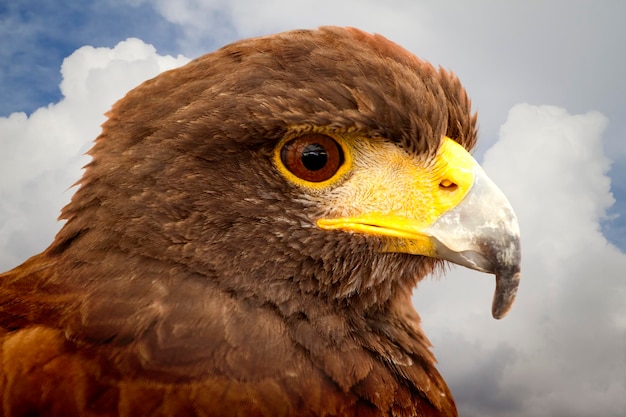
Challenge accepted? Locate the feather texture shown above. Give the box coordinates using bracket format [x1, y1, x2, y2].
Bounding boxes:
[0, 27, 479, 416]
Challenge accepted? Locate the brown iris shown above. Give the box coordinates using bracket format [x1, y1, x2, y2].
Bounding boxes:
[280, 134, 344, 182]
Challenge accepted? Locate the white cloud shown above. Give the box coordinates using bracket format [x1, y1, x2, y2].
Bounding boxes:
[0, 39, 189, 269]
[132, 0, 433, 57]
[414, 104, 626, 416]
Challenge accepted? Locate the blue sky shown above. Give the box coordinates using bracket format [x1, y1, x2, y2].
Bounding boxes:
[0, 0, 180, 115]
[1, 1, 625, 416]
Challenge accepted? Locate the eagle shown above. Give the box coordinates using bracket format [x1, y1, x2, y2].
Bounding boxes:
[0, 27, 520, 416]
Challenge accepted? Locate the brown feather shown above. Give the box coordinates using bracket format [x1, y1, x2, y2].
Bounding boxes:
[0, 26, 477, 416]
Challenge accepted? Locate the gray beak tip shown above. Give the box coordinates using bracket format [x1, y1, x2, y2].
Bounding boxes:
[492, 270, 521, 319]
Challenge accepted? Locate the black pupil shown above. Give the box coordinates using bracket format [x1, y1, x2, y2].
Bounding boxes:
[301, 143, 328, 171]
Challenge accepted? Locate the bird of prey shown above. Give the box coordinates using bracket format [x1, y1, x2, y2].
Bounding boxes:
[0, 27, 520, 416]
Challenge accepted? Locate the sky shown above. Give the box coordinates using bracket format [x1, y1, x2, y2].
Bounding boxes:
[0, 1, 624, 416]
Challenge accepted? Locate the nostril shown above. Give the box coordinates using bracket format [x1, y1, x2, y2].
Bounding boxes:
[440, 179, 458, 191]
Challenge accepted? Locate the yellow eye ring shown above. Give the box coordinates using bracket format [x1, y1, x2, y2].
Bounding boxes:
[273, 133, 353, 190]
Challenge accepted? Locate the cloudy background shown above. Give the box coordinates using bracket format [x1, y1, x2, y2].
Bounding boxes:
[1, 1, 624, 416]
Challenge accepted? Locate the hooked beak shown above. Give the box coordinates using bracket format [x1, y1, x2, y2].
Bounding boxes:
[317, 137, 521, 319]
[425, 165, 521, 318]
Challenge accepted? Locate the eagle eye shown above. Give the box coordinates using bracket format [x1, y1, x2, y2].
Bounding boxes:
[280, 134, 344, 183]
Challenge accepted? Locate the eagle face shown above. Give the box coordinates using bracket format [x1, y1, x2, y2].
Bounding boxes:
[0, 27, 520, 417]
